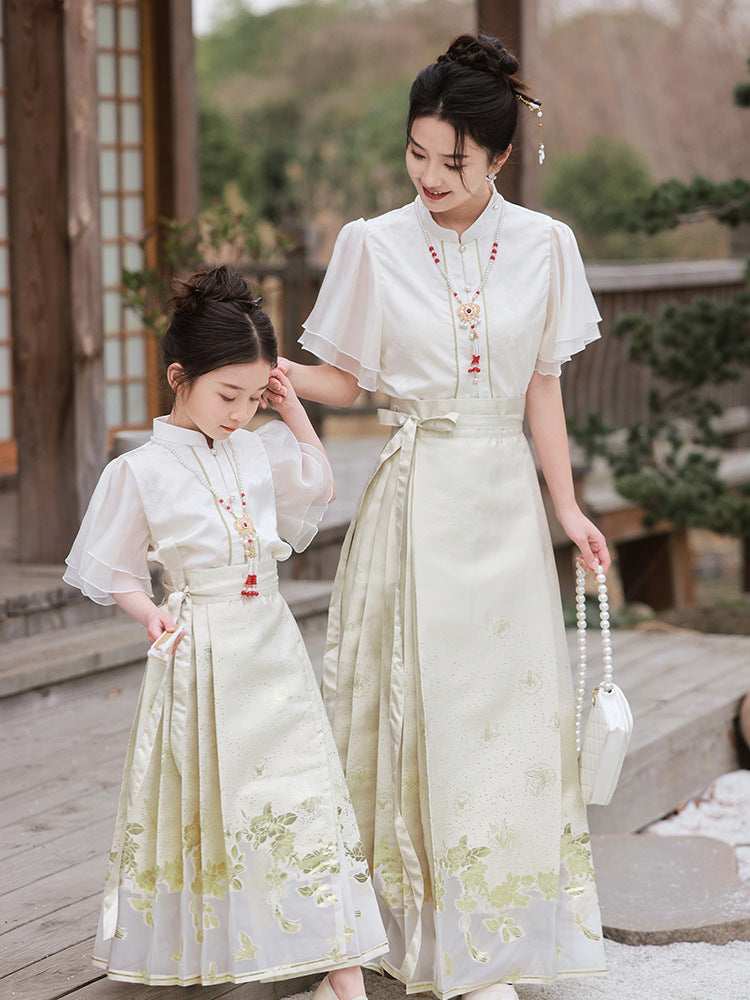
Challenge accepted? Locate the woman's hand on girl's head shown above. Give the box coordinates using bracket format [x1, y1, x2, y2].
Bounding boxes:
[263, 364, 327, 453]
[557, 507, 611, 574]
[260, 364, 290, 410]
[264, 367, 301, 416]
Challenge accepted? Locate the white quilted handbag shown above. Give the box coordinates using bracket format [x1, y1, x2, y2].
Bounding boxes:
[575, 561, 633, 806]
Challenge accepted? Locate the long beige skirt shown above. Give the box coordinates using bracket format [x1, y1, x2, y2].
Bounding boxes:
[322, 397, 606, 997]
[93, 545, 387, 986]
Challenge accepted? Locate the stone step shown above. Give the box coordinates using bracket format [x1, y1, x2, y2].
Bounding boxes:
[592, 833, 750, 944]
[0, 578, 333, 699]
[0, 564, 119, 642]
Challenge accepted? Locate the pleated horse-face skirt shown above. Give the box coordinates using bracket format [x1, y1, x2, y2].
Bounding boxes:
[93, 548, 387, 986]
[322, 397, 606, 998]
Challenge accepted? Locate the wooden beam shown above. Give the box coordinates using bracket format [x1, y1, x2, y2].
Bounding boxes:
[476, 0, 522, 66]
[141, 0, 198, 414]
[476, 0, 541, 209]
[4, 0, 106, 563]
[142, 0, 198, 224]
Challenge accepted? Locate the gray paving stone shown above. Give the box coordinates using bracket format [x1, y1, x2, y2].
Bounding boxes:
[591, 833, 750, 945]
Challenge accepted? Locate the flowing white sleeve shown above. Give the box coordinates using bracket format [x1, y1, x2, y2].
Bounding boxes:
[299, 219, 383, 391]
[63, 457, 152, 606]
[256, 421, 335, 552]
[535, 221, 601, 376]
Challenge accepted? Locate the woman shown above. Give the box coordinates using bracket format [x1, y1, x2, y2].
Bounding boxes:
[271, 34, 610, 1000]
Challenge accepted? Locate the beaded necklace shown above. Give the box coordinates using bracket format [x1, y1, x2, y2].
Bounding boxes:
[415, 197, 505, 385]
[151, 435, 260, 597]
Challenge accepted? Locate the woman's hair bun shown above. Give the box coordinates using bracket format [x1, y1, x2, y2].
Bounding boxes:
[438, 34, 519, 81]
[170, 265, 261, 316]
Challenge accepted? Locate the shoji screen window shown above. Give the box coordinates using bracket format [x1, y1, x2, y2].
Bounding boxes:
[97, 0, 149, 433]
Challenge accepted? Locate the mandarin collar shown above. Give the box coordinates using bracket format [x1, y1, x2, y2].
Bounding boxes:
[414, 188, 504, 245]
[151, 415, 221, 450]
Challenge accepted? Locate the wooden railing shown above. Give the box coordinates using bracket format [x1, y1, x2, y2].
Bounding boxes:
[566, 259, 748, 428]
[248, 245, 748, 431]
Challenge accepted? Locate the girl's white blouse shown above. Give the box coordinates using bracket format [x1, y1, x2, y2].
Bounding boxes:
[300, 191, 601, 398]
[64, 418, 334, 605]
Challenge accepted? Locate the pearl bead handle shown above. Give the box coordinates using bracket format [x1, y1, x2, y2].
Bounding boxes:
[574, 560, 613, 755]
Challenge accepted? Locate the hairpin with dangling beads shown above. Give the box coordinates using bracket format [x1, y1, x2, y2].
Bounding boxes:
[514, 92, 545, 165]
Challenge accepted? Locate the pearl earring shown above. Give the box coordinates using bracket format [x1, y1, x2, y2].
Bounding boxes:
[486, 171, 498, 183]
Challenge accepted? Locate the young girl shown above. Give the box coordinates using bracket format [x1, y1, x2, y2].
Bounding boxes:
[64, 267, 387, 992]
[270, 34, 611, 1000]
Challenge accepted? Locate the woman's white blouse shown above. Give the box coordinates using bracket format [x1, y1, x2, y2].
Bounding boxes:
[64, 418, 334, 605]
[300, 192, 601, 398]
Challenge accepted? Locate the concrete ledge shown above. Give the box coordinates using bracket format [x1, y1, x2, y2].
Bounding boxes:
[585, 257, 747, 293]
[592, 833, 750, 945]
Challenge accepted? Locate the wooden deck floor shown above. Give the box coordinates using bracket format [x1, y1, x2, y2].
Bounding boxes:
[0, 664, 299, 999]
[2, 624, 750, 998]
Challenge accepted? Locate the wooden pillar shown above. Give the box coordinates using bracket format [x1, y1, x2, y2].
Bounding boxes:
[142, 0, 198, 228]
[142, 0, 198, 413]
[5, 0, 105, 563]
[476, 0, 540, 209]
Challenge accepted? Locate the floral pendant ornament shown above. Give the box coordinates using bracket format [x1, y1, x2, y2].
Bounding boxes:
[219, 500, 259, 596]
[457, 301, 481, 326]
[234, 516, 260, 600]
[419, 201, 505, 386]
[233, 513, 257, 557]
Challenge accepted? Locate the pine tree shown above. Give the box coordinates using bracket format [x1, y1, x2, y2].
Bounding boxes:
[569, 60, 750, 551]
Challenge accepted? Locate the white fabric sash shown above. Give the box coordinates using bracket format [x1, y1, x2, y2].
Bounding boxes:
[372, 399, 524, 978]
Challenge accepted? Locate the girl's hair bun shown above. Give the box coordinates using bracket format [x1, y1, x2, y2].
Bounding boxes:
[438, 33, 519, 81]
[170, 265, 261, 317]
[162, 265, 277, 386]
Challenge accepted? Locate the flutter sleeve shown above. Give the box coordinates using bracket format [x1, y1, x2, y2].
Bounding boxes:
[256, 421, 335, 552]
[299, 219, 383, 391]
[535, 220, 602, 376]
[63, 457, 152, 605]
